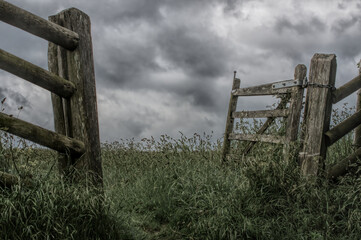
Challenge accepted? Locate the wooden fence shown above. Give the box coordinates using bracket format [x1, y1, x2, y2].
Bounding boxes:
[300, 54, 361, 180]
[222, 64, 307, 161]
[223, 53, 361, 181]
[0, 1, 102, 186]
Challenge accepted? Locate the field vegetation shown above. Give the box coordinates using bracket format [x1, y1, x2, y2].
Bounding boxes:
[0, 103, 360, 239]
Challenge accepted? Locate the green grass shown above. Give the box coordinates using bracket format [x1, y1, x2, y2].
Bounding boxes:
[0, 105, 361, 239]
[101, 132, 361, 240]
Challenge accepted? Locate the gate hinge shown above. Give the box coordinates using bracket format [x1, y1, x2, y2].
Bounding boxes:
[272, 79, 303, 89]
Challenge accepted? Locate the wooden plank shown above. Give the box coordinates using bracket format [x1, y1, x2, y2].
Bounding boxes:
[0, 48, 76, 98]
[298, 82, 310, 166]
[51, 9, 103, 186]
[48, 37, 70, 176]
[229, 133, 286, 144]
[221, 72, 240, 162]
[0, 0, 79, 50]
[327, 146, 361, 180]
[285, 65, 307, 142]
[232, 109, 289, 118]
[332, 74, 361, 103]
[284, 65, 307, 160]
[354, 61, 361, 148]
[325, 109, 361, 146]
[232, 81, 294, 96]
[300, 54, 336, 177]
[0, 112, 85, 155]
[243, 96, 290, 155]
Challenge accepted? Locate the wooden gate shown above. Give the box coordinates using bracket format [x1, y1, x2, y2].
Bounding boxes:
[0, 1, 102, 186]
[222, 64, 307, 161]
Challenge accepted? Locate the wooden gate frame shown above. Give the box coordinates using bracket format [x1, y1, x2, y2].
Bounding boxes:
[300, 53, 361, 179]
[0, 1, 102, 186]
[222, 64, 307, 161]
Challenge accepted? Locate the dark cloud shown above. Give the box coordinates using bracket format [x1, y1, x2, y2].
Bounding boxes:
[331, 15, 360, 34]
[95, 42, 161, 88]
[83, 0, 164, 25]
[93, 2, 232, 110]
[331, 33, 361, 59]
[275, 17, 326, 35]
[157, 26, 228, 79]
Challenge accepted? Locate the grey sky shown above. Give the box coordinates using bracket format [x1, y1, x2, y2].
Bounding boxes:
[1, 0, 361, 142]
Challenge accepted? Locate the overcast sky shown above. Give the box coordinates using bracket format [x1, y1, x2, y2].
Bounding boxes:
[1, 0, 361, 143]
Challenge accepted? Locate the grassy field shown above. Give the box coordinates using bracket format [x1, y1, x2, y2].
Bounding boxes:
[0, 105, 361, 239]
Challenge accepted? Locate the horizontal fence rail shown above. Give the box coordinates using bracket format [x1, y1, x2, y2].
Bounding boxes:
[0, 0, 79, 50]
[327, 146, 361, 179]
[0, 112, 85, 156]
[242, 96, 291, 155]
[324, 109, 361, 146]
[0, 48, 76, 98]
[228, 133, 286, 144]
[232, 109, 289, 118]
[332, 74, 361, 103]
[232, 81, 294, 96]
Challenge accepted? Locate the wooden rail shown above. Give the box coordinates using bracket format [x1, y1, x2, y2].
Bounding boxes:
[332, 74, 361, 103]
[0, 0, 79, 50]
[0, 112, 85, 155]
[0, 48, 76, 98]
[229, 133, 286, 144]
[232, 81, 294, 96]
[327, 146, 361, 180]
[232, 109, 289, 118]
[242, 96, 290, 155]
[325, 109, 361, 146]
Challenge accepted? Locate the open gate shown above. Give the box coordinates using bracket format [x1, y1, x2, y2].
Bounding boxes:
[221, 64, 307, 161]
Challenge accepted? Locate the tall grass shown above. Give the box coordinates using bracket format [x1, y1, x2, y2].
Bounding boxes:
[0, 104, 360, 239]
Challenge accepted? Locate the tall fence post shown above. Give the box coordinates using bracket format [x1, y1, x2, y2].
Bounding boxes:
[354, 60, 361, 148]
[222, 72, 240, 161]
[300, 54, 337, 177]
[48, 8, 102, 186]
[284, 64, 307, 159]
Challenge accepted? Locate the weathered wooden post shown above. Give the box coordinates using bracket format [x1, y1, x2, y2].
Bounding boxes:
[284, 64, 307, 159]
[354, 60, 361, 148]
[48, 8, 102, 186]
[300, 54, 337, 177]
[221, 72, 240, 161]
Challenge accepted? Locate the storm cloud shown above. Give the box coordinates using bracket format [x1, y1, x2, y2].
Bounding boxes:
[1, 0, 361, 142]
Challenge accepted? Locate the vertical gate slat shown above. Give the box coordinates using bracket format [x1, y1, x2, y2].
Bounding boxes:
[221, 72, 240, 161]
[48, 38, 70, 175]
[354, 61, 361, 148]
[284, 64, 307, 160]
